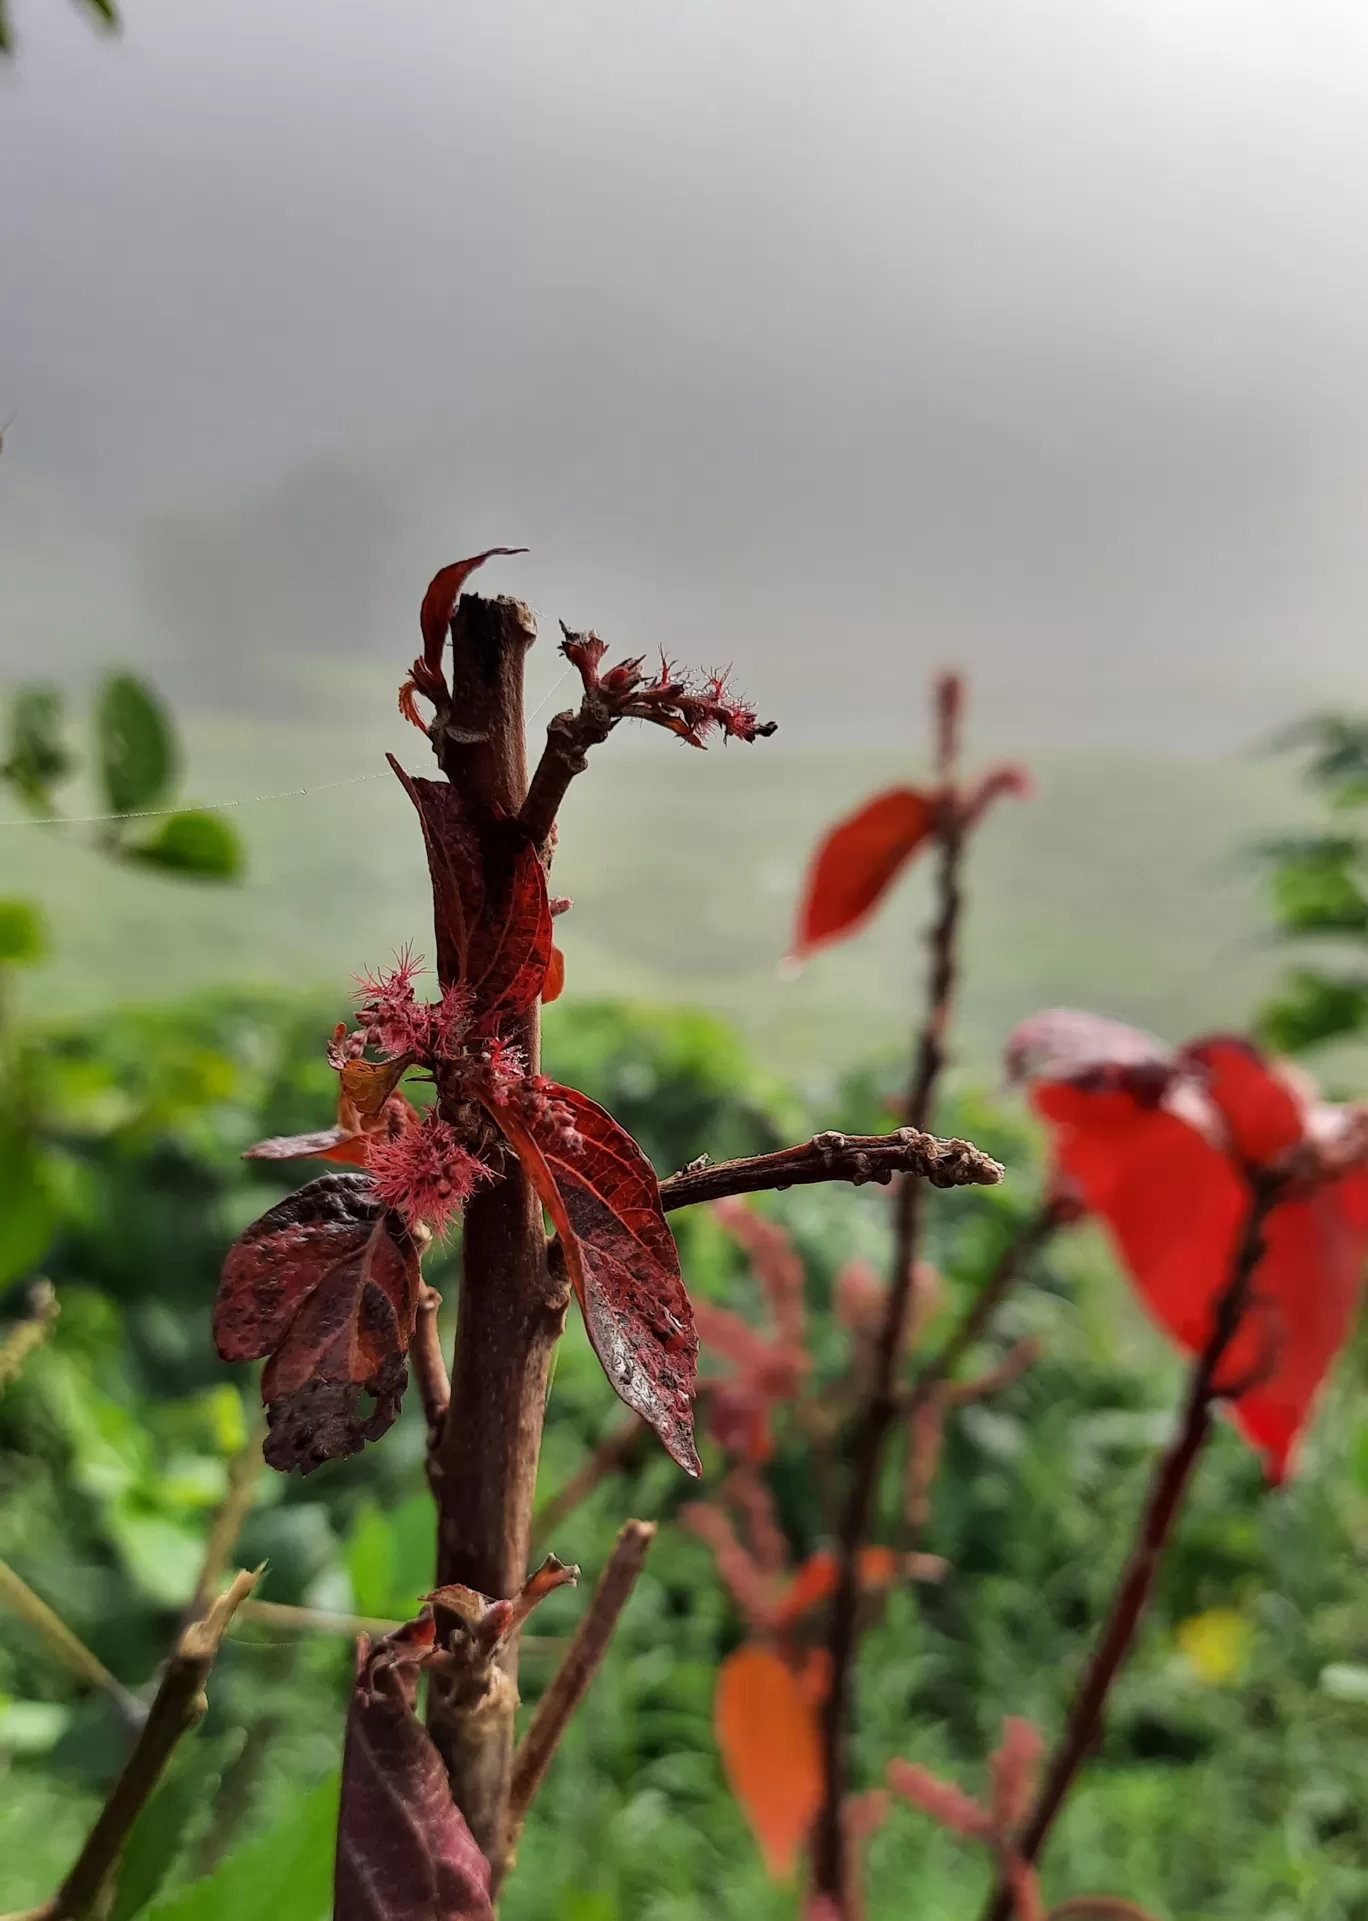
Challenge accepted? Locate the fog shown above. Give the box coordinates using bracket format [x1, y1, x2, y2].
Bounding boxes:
[5, 0, 1368, 747]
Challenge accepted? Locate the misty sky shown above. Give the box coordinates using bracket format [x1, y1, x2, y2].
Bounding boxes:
[5, 0, 1368, 748]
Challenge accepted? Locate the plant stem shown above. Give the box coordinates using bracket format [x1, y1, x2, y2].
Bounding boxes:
[411, 1281, 451, 1474]
[979, 1183, 1277, 1921]
[424, 592, 572, 1886]
[19, 1569, 260, 1921]
[0, 1278, 58, 1391]
[813, 677, 965, 1908]
[531, 1414, 647, 1550]
[0, 1557, 143, 1729]
[185, 1414, 266, 1624]
[658, 1128, 1002, 1212]
[506, 1520, 655, 1849]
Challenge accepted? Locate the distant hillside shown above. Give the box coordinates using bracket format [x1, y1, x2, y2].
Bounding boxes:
[0, 723, 1321, 1094]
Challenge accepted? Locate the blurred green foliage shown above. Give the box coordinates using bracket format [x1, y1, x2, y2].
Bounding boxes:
[0, 991, 1366, 1918]
[1257, 713, 1368, 1058]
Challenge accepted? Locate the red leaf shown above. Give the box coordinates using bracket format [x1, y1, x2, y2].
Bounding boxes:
[885, 1757, 991, 1840]
[389, 759, 551, 1017]
[771, 1546, 901, 1630]
[543, 943, 566, 1004]
[791, 787, 935, 961]
[336, 1614, 494, 1921]
[215, 1173, 421, 1474]
[1030, 1068, 1368, 1480]
[485, 1079, 699, 1474]
[418, 549, 527, 675]
[242, 1127, 374, 1167]
[1178, 1034, 1306, 1168]
[715, 1644, 823, 1879]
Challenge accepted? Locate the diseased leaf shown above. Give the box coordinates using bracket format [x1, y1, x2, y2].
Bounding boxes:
[486, 1079, 699, 1474]
[389, 759, 551, 1017]
[418, 549, 527, 674]
[336, 1615, 494, 1921]
[96, 671, 178, 815]
[214, 1173, 421, 1475]
[714, 1644, 822, 1880]
[791, 786, 935, 961]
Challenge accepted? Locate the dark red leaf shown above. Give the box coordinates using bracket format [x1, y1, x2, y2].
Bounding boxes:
[336, 1613, 494, 1921]
[790, 787, 935, 961]
[418, 549, 527, 675]
[1178, 1034, 1306, 1169]
[388, 759, 551, 1017]
[215, 1173, 421, 1475]
[484, 1079, 699, 1473]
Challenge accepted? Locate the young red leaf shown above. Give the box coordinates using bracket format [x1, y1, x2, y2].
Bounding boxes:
[389, 759, 551, 1017]
[959, 763, 1032, 830]
[418, 548, 527, 674]
[485, 1080, 699, 1473]
[715, 1644, 823, 1879]
[543, 942, 566, 1004]
[215, 1173, 421, 1474]
[336, 1613, 494, 1921]
[242, 1126, 375, 1167]
[1028, 1047, 1368, 1480]
[1178, 1034, 1305, 1169]
[885, 1757, 992, 1840]
[790, 786, 936, 962]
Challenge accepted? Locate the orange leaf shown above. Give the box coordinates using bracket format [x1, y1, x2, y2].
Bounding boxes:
[543, 944, 566, 1004]
[715, 1644, 823, 1879]
[790, 786, 935, 961]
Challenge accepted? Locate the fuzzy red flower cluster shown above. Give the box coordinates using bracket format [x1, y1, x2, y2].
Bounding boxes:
[560, 629, 776, 747]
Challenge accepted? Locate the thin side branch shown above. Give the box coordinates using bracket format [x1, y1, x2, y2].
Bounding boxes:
[520, 701, 616, 849]
[660, 1129, 1002, 1214]
[28, 1568, 261, 1921]
[185, 1414, 266, 1623]
[980, 1182, 1279, 1921]
[506, 1520, 656, 1845]
[412, 1282, 451, 1465]
[531, 1414, 648, 1549]
[814, 681, 969, 1906]
[0, 1279, 58, 1391]
[0, 1557, 144, 1729]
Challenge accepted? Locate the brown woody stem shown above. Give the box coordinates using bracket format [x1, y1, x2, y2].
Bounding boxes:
[425, 593, 572, 1888]
[659, 1129, 1002, 1212]
[814, 679, 967, 1908]
[531, 1414, 648, 1550]
[506, 1520, 656, 1847]
[185, 1415, 266, 1625]
[412, 1283, 451, 1470]
[980, 1181, 1278, 1921]
[17, 1569, 260, 1921]
[520, 696, 615, 849]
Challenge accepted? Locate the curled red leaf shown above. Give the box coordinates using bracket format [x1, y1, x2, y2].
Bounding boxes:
[336, 1612, 494, 1921]
[790, 786, 936, 962]
[1177, 1033, 1306, 1169]
[215, 1173, 421, 1474]
[418, 548, 528, 675]
[389, 758, 551, 1017]
[484, 1079, 699, 1474]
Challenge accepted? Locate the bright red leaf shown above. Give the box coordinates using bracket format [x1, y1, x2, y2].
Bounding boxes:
[215, 1173, 421, 1474]
[335, 1612, 494, 1921]
[790, 786, 936, 962]
[484, 1078, 699, 1474]
[715, 1643, 823, 1879]
[1014, 1013, 1368, 1480]
[389, 759, 551, 1017]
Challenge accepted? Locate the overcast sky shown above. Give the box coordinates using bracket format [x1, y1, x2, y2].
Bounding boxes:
[5, 0, 1368, 748]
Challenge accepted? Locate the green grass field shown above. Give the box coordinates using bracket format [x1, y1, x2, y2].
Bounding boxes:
[2, 718, 1314, 1084]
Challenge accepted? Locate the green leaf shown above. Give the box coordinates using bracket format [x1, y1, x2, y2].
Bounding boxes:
[0, 1133, 60, 1286]
[346, 1492, 432, 1619]
[109, 1737, 238, 1921]
[1257, 970, 1368, 1054]
[96, 673, 178, 816]
[141, 1772, 339, 1921]
[3, 685, 74, 812]
[0, 1697, 72, 1755]
[0, 898, 46, 966]
[125, 812, 243, 882]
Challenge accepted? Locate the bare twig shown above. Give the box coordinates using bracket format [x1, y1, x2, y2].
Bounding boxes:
[412, 1282, 451, 1470]
[0, 1279, 58, 1391]
[980, 1181, 1279, 1921]
[659, 1129, 1002, 1214]
[531, 1414, 647, 1549]
[18, 1568, 261, 1921]
[234, 1598, 407, 1638]
[814, 676, 968, 1907]
[506, 1520, 656, 1846]
[185, 1413, 266, 1624]
[0, 1557, 144, 1729]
